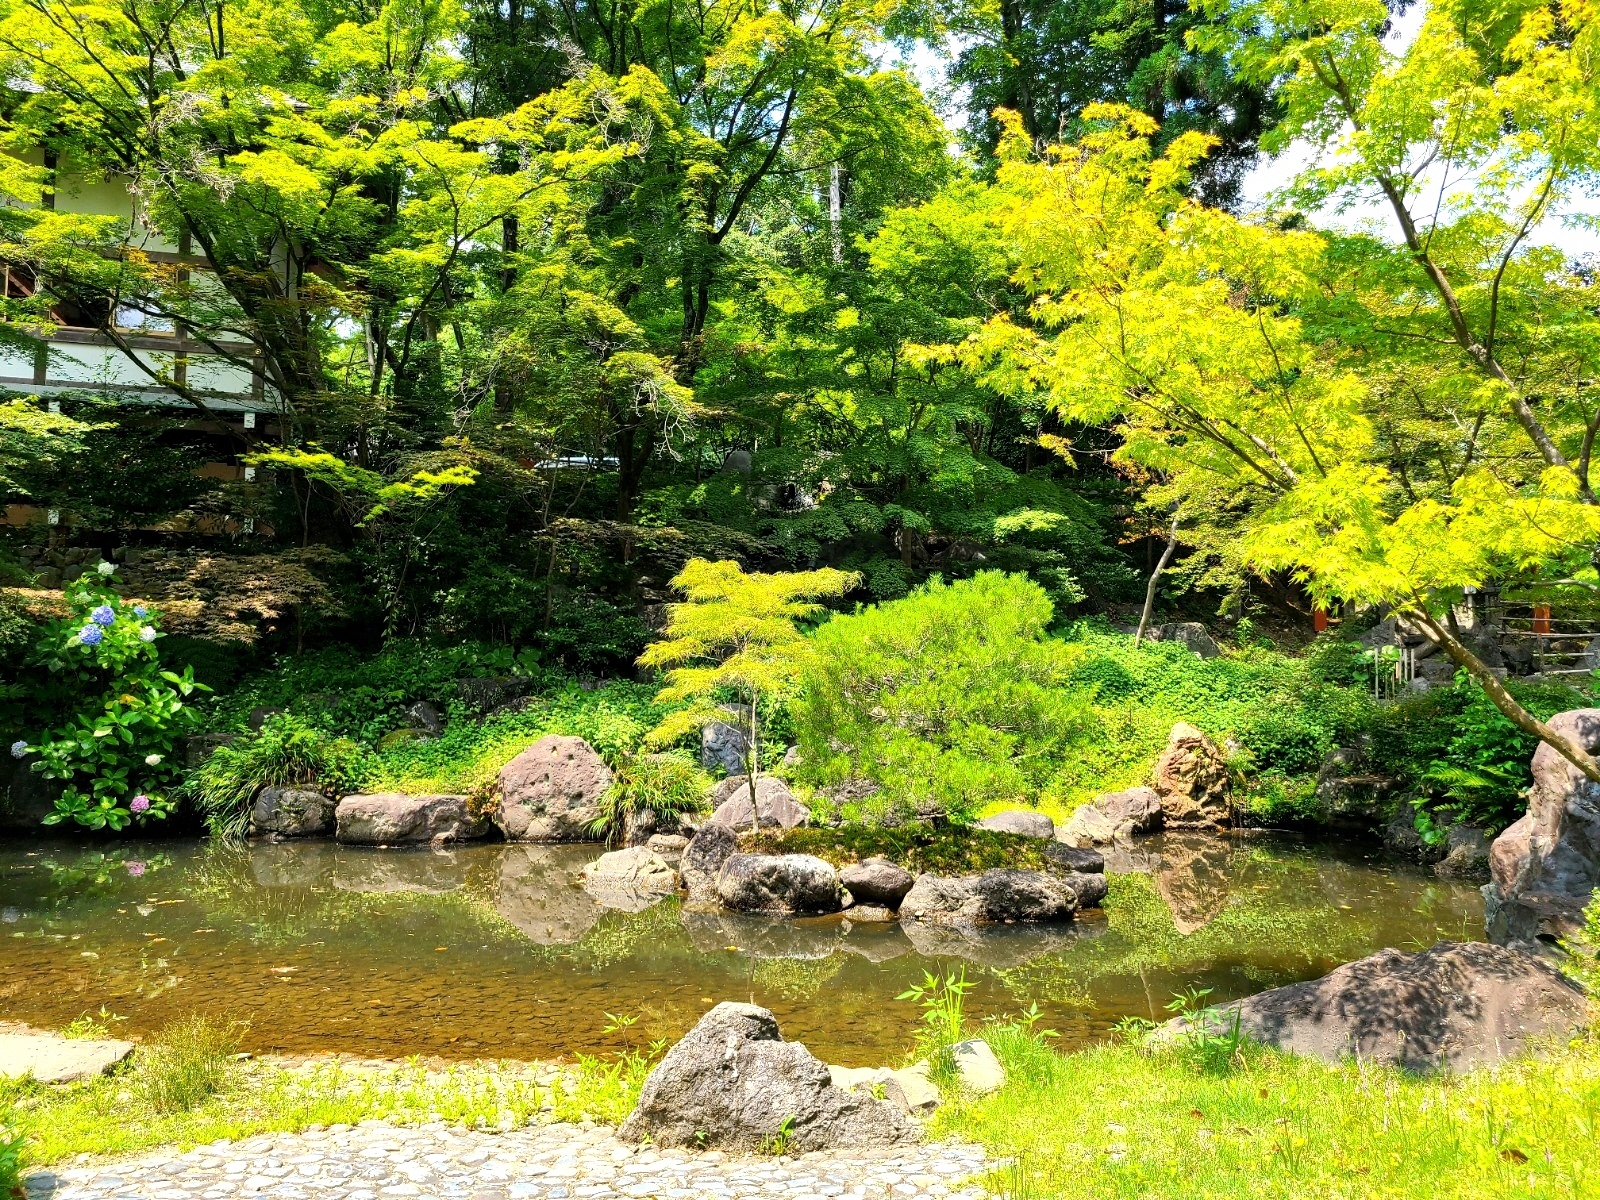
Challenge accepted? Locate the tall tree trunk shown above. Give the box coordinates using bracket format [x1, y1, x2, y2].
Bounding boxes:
[1135, 513, 1180, 646]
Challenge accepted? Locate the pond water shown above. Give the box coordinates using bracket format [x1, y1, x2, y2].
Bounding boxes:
[0, 833, 1484, 1066]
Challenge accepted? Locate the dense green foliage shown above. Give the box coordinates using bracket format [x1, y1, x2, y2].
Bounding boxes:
[183, 714, 365, 838]
[749, 822, 1079, 874]
[15, 567, 206, 828]
[799, 573, 1093, 822]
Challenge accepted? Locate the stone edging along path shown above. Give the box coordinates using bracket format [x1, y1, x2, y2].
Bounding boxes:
[24, 1120, 996, 1200]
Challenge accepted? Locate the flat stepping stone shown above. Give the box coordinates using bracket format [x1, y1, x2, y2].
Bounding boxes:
[0, 1032, 134, 1083]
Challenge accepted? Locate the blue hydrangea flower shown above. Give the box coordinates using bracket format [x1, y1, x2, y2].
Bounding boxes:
[79, 625, 104, 646]
[90, 605, 115, 626]
[9, 741, 26, 760]
[133, 606, 148, 618]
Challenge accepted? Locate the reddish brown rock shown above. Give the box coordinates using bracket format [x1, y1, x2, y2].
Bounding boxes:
[497, 735, 612, 842]
[1151, 722, 1231, 829]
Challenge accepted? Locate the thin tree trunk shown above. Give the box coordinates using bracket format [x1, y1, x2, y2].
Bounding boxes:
[1135, 513, 1180, 646]
[1407, 604, 1600, 784]
[745, 690, 760, 834]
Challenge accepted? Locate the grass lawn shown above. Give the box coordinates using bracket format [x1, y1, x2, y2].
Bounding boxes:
[941, 1024, 1600, 1199]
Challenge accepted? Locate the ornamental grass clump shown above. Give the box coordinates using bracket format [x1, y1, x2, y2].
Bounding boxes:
[588, 752, 711, 843]
[183, 713, 366, 838]
[136, 1014, 244, 1114]
[16, 565, 207, 830]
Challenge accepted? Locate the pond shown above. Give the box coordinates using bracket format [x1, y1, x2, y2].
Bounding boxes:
[0, 833, 1484, 1066]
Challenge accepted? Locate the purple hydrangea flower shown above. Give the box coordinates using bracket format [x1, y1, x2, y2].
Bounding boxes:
[9, 740, 27, 759]
[133, 606, 148, 618]
[79, 625, 104, 646]
[90, 605, 116, 626]
[130, 795, 151, 814]
[125, 860, 146, 877]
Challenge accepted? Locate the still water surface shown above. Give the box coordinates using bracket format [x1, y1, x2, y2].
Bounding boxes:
[0, 834, 1483, 1064]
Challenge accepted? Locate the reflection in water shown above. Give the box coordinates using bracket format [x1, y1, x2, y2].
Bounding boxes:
[0, 834, 1483, 1064]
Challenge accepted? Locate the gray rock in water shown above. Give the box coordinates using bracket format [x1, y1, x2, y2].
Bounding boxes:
[717, 853, 844, 914]
[1042, 842, 1106, 875]
[497, 735, 612, 842]
[1435, 826, 1491, 880]
[898, 874, 984, 925]
[646, 833, 690, 864]
[681, 822, 739, 906]
[335, 793, 489, 844]
[1060, 786, 1163, 847]
[1173, 941, 1588, 1073]
[619, 1003, 920, 1151]
[1059, 870, 1108, 909]
[581, 845, 678, 911]
[976, 810, 1055, 839]
[973, 869, 1078, 922]
[251, 787, 335, 838]
[710, 776, 810, 830]
[1488, 709, 1600, 948]
[902, 869, 1083, 924]
[840, 858, 915, 909]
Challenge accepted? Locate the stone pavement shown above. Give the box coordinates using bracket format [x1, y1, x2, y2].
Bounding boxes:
[24, 1120, 995, 1200]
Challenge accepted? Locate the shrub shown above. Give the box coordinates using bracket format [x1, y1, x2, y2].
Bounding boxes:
[18, 565, 207, 830]
[1560, 890, 1600, 996]
[136, 1014, 242, 1113]
[589, 752, 710, 841]
[798, 572, 1093, 824]
[183, 714, 367, 838]
[0, 1105, 21, 1200]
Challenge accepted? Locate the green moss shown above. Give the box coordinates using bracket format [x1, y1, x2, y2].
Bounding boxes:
[747, 822, 1073, 874]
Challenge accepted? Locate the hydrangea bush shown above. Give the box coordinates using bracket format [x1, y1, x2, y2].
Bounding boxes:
[15, 563, 208, 830]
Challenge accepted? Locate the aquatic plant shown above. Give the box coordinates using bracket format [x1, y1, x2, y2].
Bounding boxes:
[588, 752, 710, 843]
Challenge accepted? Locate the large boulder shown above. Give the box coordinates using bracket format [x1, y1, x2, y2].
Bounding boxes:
[1060, 786, 1163, 847]
[618, 1003, 919, 1151]
[1151, 723, 1232, 829]
[973, 869, 1079, 921]
[334, 793, 489, 844]
[497, 735, 612, 842]
[581, 845, 679, 909]
[1435, 825, 1491, 880]
[840, 858, 915, 909]
[0, 1031, 135, 1084]
[1486, 709, 1600, 949]
[717, 853, 845, 915]
[976, 810, 1055, 839]
[709, 775, 810, 830]
[900, 869, 1091, 924]
[1176, 941, 1588, 1073]
[681, 822, 739, 906]
[250, 787, 335, 838]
